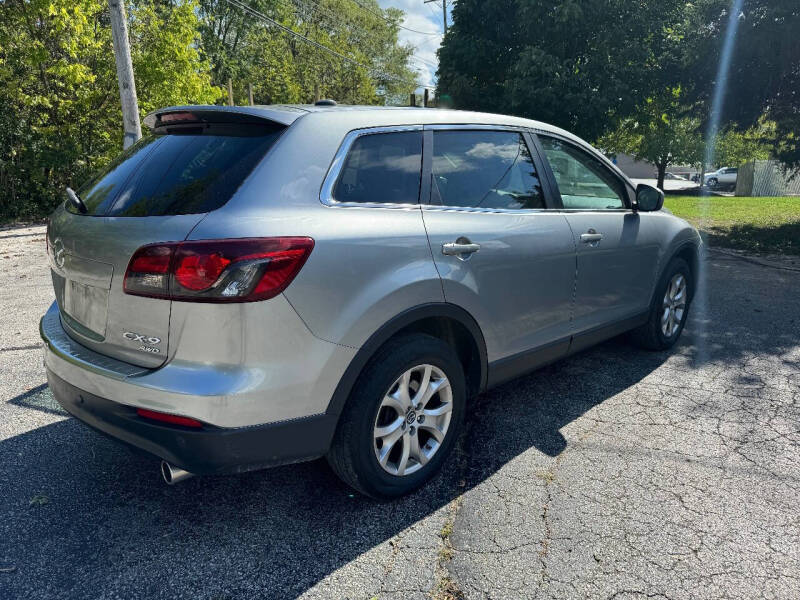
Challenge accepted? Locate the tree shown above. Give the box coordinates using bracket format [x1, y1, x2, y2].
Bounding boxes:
[0, 0, 221, 222]
[598, 88, 704, 189]
[437, 0, 686, 142]
[0, 0, 419, 222]
[681, 0, 800, 167]
[130, 1, 223, 114]
[714, 119, 774, 168]
[196, 0, 418, 106]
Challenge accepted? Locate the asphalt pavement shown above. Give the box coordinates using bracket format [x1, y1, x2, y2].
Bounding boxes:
[1, 225, 798, 600]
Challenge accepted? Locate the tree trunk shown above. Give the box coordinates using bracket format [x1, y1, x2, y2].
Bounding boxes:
[656, 160, 668, 190]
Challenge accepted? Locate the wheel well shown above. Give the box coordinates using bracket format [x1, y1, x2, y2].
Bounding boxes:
[391, 317, 483, 399]
[325, 304, 487, 419]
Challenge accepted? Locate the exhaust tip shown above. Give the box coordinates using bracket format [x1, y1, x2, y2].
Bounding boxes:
[161, 461, 193, 485]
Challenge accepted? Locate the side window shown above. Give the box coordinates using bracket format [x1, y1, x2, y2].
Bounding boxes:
[332, 131, 422, 204]
[539, 137, 627, 209]
[430, 130, 545, 210]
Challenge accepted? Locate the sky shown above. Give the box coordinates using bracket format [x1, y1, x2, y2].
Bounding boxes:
[376, 0, 451, 92]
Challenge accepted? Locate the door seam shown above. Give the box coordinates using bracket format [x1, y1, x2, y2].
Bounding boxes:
[419, 207, 447, 301]
[560, 213, 578, 336]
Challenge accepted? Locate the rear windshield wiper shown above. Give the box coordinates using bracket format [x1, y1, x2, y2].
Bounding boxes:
[66, 187, 87, 214]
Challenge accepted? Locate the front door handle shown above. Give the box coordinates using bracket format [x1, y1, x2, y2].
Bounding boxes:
[580, 229, 603, 244]
[442, 238, 481, 259]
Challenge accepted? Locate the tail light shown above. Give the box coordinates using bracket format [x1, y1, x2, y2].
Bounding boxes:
[124, 237, 314, 302]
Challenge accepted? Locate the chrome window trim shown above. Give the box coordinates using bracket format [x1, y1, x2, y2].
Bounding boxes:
[557, 208, 632, 214]
[319, 123, 560, 213]
[423, 123, 531, 133]
[320, 125, 424, 209]
[418, 204, 551, 215]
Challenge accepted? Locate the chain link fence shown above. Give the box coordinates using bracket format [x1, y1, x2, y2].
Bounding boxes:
[736, 160, 800, 196]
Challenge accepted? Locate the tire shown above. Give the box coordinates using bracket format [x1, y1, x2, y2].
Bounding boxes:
[707, 177, 718, 189]
[327, 333, 466, 499]
[630, 257, 692, 351]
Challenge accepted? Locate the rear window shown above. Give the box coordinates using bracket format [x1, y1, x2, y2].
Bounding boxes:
[70, 121, 284, 216]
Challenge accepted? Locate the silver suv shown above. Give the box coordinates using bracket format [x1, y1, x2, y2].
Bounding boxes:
[41, 104, 701, 498]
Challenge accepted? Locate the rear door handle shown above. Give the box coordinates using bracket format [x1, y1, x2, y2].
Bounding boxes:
[442, 240, 481, 258]
[580, 229, 603, 244]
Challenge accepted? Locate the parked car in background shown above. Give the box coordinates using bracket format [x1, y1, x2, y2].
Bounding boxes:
[41, 104, 702, 498]
[704, 167, 738, 189]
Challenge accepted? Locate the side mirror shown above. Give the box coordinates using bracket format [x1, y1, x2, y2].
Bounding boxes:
[635, 183, 664, 212]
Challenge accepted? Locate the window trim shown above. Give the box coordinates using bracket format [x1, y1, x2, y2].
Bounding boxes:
[419, 124, 558, 214]
[320, 125, 424, 209]
[535, 133, 636, 212]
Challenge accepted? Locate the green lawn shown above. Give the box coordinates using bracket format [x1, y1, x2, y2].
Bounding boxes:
[664, 195, 800, 255]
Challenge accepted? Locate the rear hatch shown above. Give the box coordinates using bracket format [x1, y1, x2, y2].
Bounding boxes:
[47, 109, 287, 368]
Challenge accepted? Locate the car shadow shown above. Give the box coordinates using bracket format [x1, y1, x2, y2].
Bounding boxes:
[1, 334, 673, 599]
[2, 255, 797, 598]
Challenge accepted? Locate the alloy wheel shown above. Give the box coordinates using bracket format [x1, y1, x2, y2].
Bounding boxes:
[661, 273, 687, 338]
[373, 364, 453, 476]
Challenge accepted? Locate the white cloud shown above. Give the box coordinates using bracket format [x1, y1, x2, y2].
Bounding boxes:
[377, 0, 448, 92]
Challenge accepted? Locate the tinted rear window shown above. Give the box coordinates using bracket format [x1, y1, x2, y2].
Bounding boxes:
[71, 122, 284, 216]
[332, 131, 422, 204]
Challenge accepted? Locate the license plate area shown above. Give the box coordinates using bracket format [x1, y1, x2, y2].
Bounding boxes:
[63, 279, 109, 339]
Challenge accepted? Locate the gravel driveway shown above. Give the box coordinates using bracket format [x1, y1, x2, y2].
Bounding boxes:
[1, 224, 798, 600]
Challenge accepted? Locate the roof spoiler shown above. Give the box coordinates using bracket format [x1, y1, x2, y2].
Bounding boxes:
[143, 105, 305, 130]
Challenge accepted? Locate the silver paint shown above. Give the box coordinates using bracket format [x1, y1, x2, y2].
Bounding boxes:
[41, 104, 701, 437]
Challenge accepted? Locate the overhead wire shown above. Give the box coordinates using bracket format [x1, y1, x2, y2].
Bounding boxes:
[344, 0, 442, 36]
[221, 0, 436, 89]
[289, 0, 440, 83]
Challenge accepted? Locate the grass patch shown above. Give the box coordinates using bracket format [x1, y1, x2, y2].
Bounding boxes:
[664, 195, 800, 255]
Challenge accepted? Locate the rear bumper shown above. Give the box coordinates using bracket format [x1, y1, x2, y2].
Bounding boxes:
[48, 369, 337, 474]
[39, 300, 357, 428]
[39, 299, 351, 473]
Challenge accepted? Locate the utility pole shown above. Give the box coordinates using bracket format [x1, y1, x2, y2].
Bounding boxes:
[424, 0, 447, 34]
[108, 0, 141, 149]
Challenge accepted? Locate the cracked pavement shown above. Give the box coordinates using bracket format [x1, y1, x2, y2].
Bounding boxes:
[1, 224, 798, 599]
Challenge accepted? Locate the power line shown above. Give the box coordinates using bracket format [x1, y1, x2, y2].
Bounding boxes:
[280, 0, 440, 90]
[285, 0, 439, 77]
[423, 0, 447, 35]
[409, 53, 438, 68]
[282, 0, 380, 47]
[346, 0, 442, 36]
[222, 0, 428, 85]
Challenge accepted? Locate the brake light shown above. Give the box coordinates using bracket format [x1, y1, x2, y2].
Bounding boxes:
[174, 251, 231, 291]
[136, 408, 203, 428]
[159, 112, 198, 124]
[123, 237, 314, 302]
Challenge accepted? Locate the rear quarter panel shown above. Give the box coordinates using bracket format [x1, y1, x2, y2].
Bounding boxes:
[188, 112, 445, 350]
